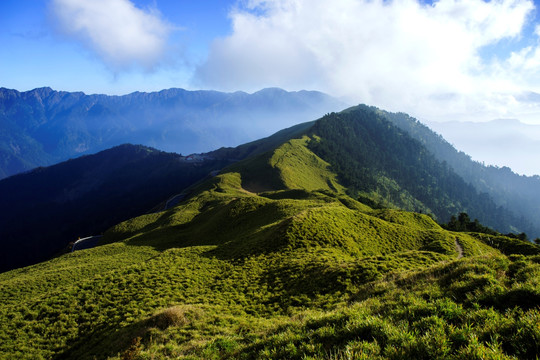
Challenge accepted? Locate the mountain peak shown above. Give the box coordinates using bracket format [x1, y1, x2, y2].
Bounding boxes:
[254, 87, 288, 94]
[29, 86, 54, 97]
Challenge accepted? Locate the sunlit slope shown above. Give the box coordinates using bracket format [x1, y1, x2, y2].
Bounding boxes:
[1, 136, 532, 359]
[0, 120, 313, 273]
[106, 137, 489, 258]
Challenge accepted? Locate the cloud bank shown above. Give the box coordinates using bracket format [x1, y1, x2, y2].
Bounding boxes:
[51, 0, 172, 70]
[196, 0, 540, 122]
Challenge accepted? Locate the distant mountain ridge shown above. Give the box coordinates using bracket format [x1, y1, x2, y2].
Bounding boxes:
[0, 86, 346, 179]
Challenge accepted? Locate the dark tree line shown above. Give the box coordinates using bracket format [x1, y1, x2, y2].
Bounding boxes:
[443, 212, 498, 235]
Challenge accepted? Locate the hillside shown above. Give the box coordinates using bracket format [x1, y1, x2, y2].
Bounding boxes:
[0, 121, 314, 273]
[0, 144, 233, 272]
[0, 87, 345, 179]
[1, 133, 539, 359]
[306, 107, 539, 237]
[370, 106, 540, 239]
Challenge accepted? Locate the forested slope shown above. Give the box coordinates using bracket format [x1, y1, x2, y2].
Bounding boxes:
[367, 105, 540, 238]
[307, 108, 537, 236]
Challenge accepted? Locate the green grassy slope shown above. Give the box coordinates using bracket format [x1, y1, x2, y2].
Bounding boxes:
[1, 137, 539, 359]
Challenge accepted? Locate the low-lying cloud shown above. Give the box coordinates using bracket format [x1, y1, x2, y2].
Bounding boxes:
[51, 0, 172, 70]
[195, 0, 539, 123]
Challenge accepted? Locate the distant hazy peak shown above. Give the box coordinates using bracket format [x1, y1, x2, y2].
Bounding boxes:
[2, 86, 338, 99]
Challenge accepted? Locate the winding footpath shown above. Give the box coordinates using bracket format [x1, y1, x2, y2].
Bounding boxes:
[455, 238, 464, 259]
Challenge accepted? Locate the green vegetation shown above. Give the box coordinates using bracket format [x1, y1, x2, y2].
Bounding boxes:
[373, 105, 540, 239]
[0, 120, 315, 272]
[1, 111, 539, 359]
[307, 108, 536, 236]
[444, 212, 500, 235]
[0, 144, 235, 272]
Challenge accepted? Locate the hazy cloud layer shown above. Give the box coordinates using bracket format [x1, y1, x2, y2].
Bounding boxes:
[195, 0, 540, 122]
[51, 0, 172, 70]
[427, 119, 540, 175]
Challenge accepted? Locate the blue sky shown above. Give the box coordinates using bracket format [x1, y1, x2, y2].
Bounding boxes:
[3, 0, 540, 124]
[0, 0, 233, 94]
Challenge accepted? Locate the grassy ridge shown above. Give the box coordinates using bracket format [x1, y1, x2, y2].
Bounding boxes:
[1, 137, 539, 359]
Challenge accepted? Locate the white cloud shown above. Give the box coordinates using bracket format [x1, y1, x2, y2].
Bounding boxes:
[51, 0, 172, 70]
[195, 0, 539, 123]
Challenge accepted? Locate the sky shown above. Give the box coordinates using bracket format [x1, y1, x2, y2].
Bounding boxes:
[2, 0, 540, 174]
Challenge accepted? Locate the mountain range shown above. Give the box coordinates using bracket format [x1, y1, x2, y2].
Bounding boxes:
[0, 103, 539, 359]
[1, 104, 539, 274]
[0, 87, 346, 180]
[3, 86, 538, 239]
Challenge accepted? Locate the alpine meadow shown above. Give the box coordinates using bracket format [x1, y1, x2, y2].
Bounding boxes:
[1, 105, 539, 359]
[4, 0, 540, 358]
